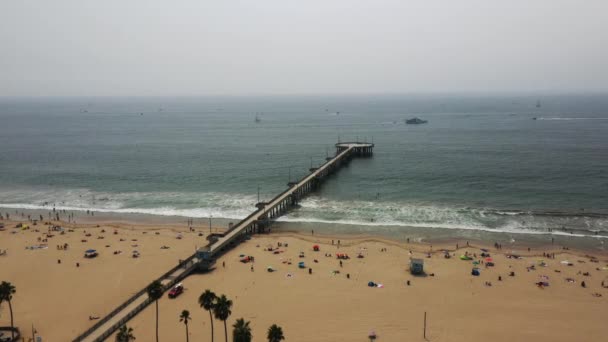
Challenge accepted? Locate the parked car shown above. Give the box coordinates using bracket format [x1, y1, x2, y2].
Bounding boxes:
[168, 283, 184, 298]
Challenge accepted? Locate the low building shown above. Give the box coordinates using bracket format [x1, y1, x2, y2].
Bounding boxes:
[410, 258, 424, 275]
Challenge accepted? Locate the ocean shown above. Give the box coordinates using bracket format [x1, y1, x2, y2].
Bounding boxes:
[1, 94, 607, 249]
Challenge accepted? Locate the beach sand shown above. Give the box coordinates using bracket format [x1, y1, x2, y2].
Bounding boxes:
[1, 218, 607, 341]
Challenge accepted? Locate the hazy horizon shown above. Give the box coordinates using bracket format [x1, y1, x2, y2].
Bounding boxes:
[2, 0, 607, 96]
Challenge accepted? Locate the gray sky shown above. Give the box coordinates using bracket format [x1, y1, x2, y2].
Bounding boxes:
[1, 0, 607, 96]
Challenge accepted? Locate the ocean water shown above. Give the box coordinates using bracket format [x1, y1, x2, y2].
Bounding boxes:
[1, 95, 607, 247]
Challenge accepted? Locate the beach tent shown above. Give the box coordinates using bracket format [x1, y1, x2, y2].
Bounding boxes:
[313, 245, 320, 251]
[267, 266, 275, 272]
[471, 268, 480, 276]
[298, 261, 306, 269]
[460, 255, 472, 260]
[368, 281, 376, 287]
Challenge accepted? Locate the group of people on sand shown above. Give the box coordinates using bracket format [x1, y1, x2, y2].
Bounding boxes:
[56, 243, 69, 250]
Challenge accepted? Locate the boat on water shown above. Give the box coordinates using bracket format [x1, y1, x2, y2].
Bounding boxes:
[536, 100, 541, 108]
[405, 117, 428, 124]
[255, 114, 261, 123]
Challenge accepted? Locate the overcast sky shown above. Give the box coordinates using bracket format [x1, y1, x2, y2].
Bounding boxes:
[1, 0, 607, 96]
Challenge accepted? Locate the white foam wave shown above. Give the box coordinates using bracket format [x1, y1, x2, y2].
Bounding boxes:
[1, 189, 607, 239]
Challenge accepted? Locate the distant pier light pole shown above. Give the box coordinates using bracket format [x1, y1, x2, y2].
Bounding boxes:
[209, 215, 212, 234]
[257, 186, 260, 203]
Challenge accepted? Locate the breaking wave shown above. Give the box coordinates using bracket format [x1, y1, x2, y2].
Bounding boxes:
[0, 188, 606, 239]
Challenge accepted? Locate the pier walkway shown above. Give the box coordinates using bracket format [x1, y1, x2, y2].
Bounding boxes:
[203, 142, 374, 258]
[73, 142, 373, 341]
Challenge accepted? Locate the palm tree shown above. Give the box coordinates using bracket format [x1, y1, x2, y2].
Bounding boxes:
[213, 294, 233, 342]
[0, 281, 16, 340]
[232, 318, 252, 342]
[146, 280, 164, 342]
[115, 325, 136, 342]
[179, 309, 191, 342]
[198, 289, 217, 342]
[267, 324, 285, 342]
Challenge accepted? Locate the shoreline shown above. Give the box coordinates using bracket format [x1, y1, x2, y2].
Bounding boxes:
[5, 204, 606, 253]
[1, 209, 606, 258]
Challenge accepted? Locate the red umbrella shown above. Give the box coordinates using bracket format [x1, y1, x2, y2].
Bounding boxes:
[485, 257, 493, 262]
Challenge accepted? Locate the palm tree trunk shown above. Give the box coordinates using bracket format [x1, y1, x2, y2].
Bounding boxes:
[8, 299, 14, 340]
[208, 310, 214, 342]
[155, 300, 159, 342]
[185, 323, 189, 342]
[223, 320, 228, 342]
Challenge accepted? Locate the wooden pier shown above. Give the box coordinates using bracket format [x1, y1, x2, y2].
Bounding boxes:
[197, 142, 374, 265]
[73, 141, 373, 341]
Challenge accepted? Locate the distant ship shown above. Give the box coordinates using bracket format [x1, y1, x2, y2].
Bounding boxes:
[536, 100, 541, 108]
[405, 117, 428, 124]
[254, 114, 261, 123]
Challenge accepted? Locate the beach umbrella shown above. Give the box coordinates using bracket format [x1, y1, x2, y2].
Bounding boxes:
[85, 249, 96, 253]
[485, 257, 493, 262]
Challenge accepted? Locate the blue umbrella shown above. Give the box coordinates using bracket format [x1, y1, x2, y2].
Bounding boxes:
[85, 249, 96, 253]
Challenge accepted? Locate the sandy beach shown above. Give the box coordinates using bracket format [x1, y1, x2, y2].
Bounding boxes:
[1, 217, 607, 342]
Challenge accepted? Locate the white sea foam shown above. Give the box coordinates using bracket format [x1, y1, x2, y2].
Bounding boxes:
[1, 189, 606, 239]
